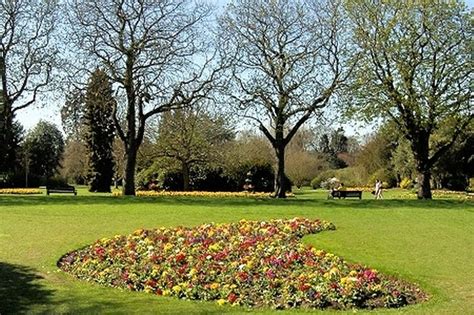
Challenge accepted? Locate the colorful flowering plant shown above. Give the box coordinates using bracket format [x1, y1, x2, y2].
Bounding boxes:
[58, 218, 426, 310]
[0, 188, 42, 195]
[392, 190, 473, 200]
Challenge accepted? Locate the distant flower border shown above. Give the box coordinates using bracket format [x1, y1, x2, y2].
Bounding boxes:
[58, 218, 426, 310]
[392, 190, 473, 200]
[0, 188, 42, 195]
[112, 190, 294, 198]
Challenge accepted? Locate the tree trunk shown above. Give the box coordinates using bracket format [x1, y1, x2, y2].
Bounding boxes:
[416, 169, 432, 199]
[122, 145, 137, 196]
[412, 132, 432, 199]
[0, 101, 14, 173]
[274, 145, 287, 198]
[182, 162, 190, 191]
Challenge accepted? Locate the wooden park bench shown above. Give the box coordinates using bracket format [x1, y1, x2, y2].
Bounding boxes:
[46, 185, 77, 195]
[329, 190, 362, 199]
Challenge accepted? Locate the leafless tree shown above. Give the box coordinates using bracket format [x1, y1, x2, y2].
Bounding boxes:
[67, 0, 222, 195]
[218, 0, 353, 197]
[0, 0, 58, 173]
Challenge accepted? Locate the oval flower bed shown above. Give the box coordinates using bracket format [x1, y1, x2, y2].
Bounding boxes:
[58, 218, 426, 310]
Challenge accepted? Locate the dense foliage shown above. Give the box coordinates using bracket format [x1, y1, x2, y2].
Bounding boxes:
[345, 0, 473, 198]
[84, 69, 116, 193]
[23, 121, 64, 186]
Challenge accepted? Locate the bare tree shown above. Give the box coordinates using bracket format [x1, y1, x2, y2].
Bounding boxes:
[67, 0, 221, 195]
[218, 0, 352, 197]
[0, 0, 58, 173]
[346, 0, 473, 199]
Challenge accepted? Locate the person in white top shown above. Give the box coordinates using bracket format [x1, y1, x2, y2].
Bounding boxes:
[375, 179, 383, 199]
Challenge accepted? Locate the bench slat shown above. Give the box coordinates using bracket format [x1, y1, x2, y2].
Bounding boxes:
[46, 186, 77, 195]
[330, 190, 362, 199]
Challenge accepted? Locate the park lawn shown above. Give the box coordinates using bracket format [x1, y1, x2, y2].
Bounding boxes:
[0, 189, 473, 314]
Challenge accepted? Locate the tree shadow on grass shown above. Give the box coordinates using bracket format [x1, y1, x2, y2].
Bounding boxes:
[0, 262, 54, 314]
[0, 194, 471, 211]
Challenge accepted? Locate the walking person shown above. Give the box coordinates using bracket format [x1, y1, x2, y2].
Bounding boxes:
[374, 179, 383, 199]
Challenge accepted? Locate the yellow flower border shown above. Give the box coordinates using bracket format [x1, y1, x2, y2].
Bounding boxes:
[0, 188, 43, 195]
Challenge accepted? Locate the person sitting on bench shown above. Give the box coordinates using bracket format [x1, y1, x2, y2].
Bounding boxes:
[336, 182, 346, 191]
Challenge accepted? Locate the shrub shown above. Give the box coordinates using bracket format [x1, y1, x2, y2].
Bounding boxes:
[368, 169, 397, 188]
[334, 166, 368, 187]
[399, 177, 413, 189]
[311, 170, 336, 189]
[468, 178, 474, 191]
[320, 177, 342, 190]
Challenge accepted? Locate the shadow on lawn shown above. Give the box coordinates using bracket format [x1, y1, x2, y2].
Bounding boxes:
[0, 194, 470, 211]
[0, 262, 54, 314]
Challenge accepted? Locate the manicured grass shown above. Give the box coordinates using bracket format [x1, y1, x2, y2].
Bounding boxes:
[0, 188, 473, 314]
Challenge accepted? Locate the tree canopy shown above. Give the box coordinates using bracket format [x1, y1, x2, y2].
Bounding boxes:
[346, 0, 473, 198]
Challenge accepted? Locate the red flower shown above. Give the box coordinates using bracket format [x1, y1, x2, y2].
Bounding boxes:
[175, 252, 186, 263]
[228, 292, 238, 303]
[238, 272, 249, 282]
[95, 247, 105, 256]
[299, 283, 311, 291]
[266, 269, 276, 279]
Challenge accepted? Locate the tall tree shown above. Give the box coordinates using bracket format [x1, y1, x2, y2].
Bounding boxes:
[154, 105, 233, 191]
[0, 0, 58, 173]
[84, 69, 116, 192]
[61, 88, 86, 141]
[24, 121, 64, 181]
[218, 0, 352, 197]
[346, 0, 473, 199]
[67, 0, 221, 195]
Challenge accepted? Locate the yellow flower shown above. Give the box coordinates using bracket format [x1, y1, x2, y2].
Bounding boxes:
[172, 285, 181, 293]
[246, 260, 254, 269]
[164, 243, 174, 251]
[329, 267, 339, 275]
[216, 299, 226, 306]
[210, 282, 220, 290]
[209, 243, 221, 252]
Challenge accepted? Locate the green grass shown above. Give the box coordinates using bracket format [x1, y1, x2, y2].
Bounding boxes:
[1, 188, 473, 314]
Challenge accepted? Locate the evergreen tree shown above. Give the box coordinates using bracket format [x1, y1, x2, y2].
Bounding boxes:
[24, 121, 64, 181]
[0, 90, 18, 175]
[84, 69, 116, 192]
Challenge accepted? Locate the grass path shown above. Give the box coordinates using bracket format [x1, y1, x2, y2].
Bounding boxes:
[0, 189, 473, 314]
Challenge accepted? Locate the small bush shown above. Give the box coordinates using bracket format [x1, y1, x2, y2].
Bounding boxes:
[311, 170, 336, 189]
[46, 176, 69, 187]
[399, 177, 413, 189]
[334, 167, 368, 187]
[368, 169, 397, 188]
[320, 177, 340, 190]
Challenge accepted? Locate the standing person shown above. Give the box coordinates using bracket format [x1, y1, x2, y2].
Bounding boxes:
[375, 179, 383, 199]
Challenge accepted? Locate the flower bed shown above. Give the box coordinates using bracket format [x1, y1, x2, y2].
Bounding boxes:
[392, 190, 473, 200]
[58, 218, 426, 310]
[112, 190, 294, 198]
[0, 188, 42, 195]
